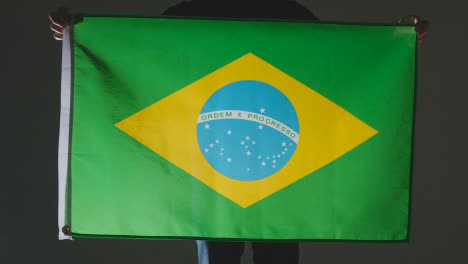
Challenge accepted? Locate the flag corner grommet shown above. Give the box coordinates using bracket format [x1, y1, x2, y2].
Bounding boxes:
[62, 226, 71, 235]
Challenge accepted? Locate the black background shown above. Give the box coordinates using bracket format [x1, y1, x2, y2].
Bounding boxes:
[3, 0, 468, 263]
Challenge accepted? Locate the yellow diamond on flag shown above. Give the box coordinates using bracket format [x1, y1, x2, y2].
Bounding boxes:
[115, 53, 378, 208]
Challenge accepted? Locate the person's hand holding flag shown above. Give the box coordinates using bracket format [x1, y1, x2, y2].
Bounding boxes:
[49, 7, 72, 40]
[399, 15, 429, 47]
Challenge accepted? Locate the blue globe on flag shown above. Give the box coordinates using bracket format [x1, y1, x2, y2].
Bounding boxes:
[197, 80, 300, 181]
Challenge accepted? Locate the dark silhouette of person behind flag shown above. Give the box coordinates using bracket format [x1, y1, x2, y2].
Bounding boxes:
[49, 1, 428, 263]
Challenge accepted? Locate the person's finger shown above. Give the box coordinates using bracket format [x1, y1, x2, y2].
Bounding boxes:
[50, 23, 63, 33]
[49, 12, 66, 27]
[417, 33, 426, 47]
[54, 32, 64, 41]
[417, 31, 427, 40]
[49, 12, 64, 26]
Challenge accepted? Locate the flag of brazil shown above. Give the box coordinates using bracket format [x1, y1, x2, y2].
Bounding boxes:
[63, 15, 417, 240]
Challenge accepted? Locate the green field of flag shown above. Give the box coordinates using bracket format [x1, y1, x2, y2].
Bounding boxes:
[58, 15, 417, 241]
